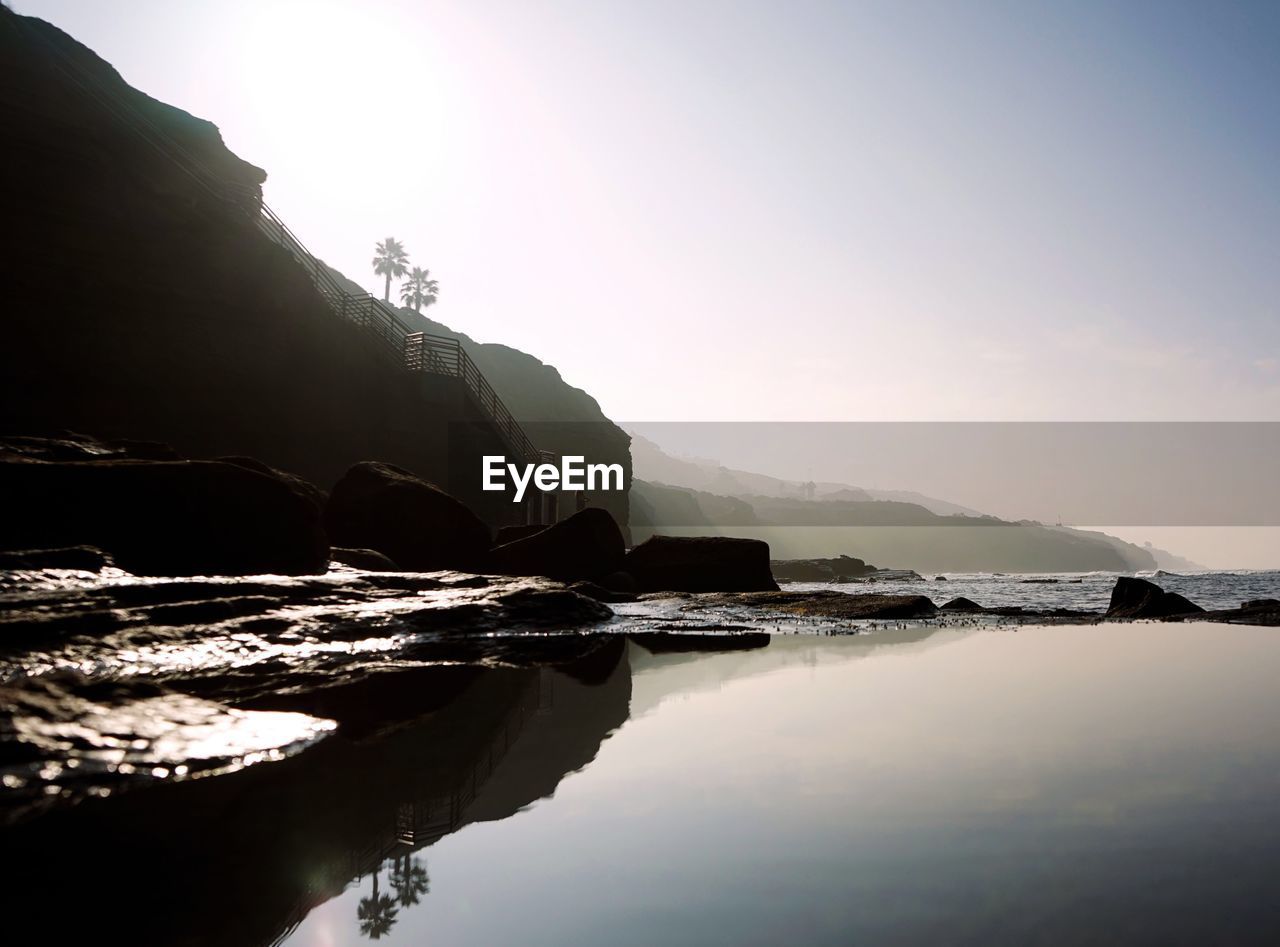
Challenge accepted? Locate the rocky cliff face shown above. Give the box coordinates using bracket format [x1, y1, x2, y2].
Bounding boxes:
[0, 8, 629, 529]
[323, 264, 631, 532]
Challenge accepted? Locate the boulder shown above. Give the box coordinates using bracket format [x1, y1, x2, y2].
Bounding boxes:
[217, 456, 327, 513]
[494, 524, 548, 546]
[324, 462, 490, 572]
[940, 596, 983, 612]
[0, 546, 111, 571]
[1106, 577, 1204, 619]
[770, 555, 874, 582]
[599, 570, 637, 594]
[0, 459, 328, 576]
[486, 508, 625, 582]
[330, 547, 401, 572]
[624, 536, 779, 592]
[1243, 598, 1280, 610]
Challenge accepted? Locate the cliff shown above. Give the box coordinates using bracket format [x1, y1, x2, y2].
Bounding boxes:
[0, 8, 629, 529]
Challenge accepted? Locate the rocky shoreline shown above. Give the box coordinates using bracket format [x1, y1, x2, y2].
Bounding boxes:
[3, 433, 1277, 832]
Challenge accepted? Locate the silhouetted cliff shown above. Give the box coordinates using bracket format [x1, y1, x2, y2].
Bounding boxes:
[0, 8, 629, 529]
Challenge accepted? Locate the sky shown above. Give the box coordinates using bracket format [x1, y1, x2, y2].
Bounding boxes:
[15, 0, 1280, 425]
[13, 0, 1280, 565]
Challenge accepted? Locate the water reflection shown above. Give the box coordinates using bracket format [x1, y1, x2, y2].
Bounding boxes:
[3, 623, 1280, 945]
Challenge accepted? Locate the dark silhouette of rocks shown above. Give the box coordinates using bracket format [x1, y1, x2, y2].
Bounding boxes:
[330, 547, 401, 571]
[1243, 598, 1280, 610]
[940, 596, 984, 612]
[495, 524, 548, 546]
[622, 536, 780, 592]
[1106, 577, 1205, 619]
[217, 455, 328, 513]
[0, 546, 111, 571]
[629, 632, 772, 653]
[487, 508, 626, 582]
[324, 462, 491, 573]
[598, 570, 638, 593]
[771, 555, 877, 582]
[0, 457, 328, 576]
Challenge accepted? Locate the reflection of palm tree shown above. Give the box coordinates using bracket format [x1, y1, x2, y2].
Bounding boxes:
[372, 237, 410, 301]
[399, 267, 439, 312]
[357, 868, 400, 939]
[391, 854, 431, 907]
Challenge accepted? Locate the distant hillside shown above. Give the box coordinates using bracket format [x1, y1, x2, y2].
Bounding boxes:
[630, 432, 981, 515]
[631, 477, 1158, 573]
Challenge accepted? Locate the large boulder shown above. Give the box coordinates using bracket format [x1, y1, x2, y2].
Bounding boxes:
[486, 508, 625, 582]
[623, 536, 779, 592]
[0, 459, 328, 576]
[770, 555, 874, 582]
[494, 524, 548, 546]
[1106, 577, 1204, 619]
[217, 455, 327, 513]
[324, 462, 490, 572]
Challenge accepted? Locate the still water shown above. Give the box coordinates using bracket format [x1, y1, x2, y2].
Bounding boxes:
[5, 622, 1279, 945]
[278, 623, 1280, 946]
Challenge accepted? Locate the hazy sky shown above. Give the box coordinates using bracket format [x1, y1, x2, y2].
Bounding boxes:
[16, 0, 1280, 424]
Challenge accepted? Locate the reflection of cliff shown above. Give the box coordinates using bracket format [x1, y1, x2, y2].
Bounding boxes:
[0, 645, 632, 947]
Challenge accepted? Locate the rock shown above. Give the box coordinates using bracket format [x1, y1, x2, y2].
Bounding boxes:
[1106, 577, 1204, 619]
[0, 431, 181, 463]
[689, 589, 936, 618]
[330, 547, 401, 572]
[940, 596, 983, 612]
[599, 570, 637, 594]
[770, 555, 874, 582]
[934, 575, 948, 581]
[0, 459, 328, 576]
[569, 580, 637, 604]
[324, 462, 491, 572]
[217, 456, 327, 513]
[494, 524, 548, 546]
[626, 536, 779, 592]
[1243, 598, 1280, 610]
[487, 508, 625, 582]
[0, 546, 111, 571]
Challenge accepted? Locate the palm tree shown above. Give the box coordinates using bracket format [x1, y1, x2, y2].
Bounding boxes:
[399, 267, 439, 312]
[372, 237, 410, 301]
[390, 855, 431, 907]
[357, 868, 400, 939]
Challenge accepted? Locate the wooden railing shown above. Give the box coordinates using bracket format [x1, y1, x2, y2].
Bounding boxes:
[24, 14, 549, 468]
